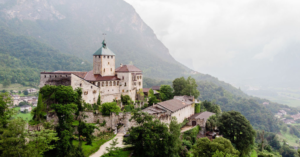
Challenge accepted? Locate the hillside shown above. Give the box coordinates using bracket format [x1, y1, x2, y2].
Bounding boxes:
[0, 28, 91, 86]
[0, 0, 191, 79]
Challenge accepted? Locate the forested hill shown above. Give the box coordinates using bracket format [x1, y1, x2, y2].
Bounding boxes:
[0, 28, 91, 86]
[0, 0, 190, 79]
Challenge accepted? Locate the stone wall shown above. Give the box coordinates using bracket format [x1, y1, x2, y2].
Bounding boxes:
[39, 73, 71, 87]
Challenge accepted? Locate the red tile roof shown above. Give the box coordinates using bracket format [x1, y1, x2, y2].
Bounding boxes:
[84, 71, 120, 81]
[115, 65, 142, 72]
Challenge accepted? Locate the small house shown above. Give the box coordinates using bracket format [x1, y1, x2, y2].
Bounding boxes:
[20, 105, 32, 112]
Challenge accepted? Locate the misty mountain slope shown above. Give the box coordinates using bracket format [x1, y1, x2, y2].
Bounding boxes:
[0, 27, 91, 86]
[0, 0, 191, 79]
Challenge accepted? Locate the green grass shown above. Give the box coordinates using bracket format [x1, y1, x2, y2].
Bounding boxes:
[0, 83, 33, 92]
[250, 150, 257, 157]
[72, 120, 97, 126]
[277, 129, 300, 147]
[12, 107, 34, 122]
[118, 149, 132, 157]
[72, 133, 115, 156]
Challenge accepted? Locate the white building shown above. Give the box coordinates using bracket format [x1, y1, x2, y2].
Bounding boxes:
[20, 105, 32, 112]
[39, 40, 143, 104]
[142, 95, 195, 124]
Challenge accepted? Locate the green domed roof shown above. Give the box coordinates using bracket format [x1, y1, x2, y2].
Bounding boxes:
[93, 40, 115, 56]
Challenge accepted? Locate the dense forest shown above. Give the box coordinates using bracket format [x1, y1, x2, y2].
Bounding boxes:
[144, 77, 299, 133]
[0, 28, 91, 87]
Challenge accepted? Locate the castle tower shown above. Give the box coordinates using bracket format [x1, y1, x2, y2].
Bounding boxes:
[93, 40, 116, 76]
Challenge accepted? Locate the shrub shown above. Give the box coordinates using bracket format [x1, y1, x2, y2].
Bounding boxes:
[100, 120, 106, 127]
[182, 140, 192, 150]
[99, 102, 121, 115]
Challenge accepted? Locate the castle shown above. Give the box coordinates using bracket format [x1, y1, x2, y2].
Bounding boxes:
[39, 40, 143, 104]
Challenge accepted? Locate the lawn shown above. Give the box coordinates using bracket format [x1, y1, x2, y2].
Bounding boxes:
[250, 150, 257, 157]
[0, 83, 33, 92]
[277, 129, 300, 147]
[119, 149, 132, 157]
[72, 133, 115, 157]
[12, 107, 34, 122]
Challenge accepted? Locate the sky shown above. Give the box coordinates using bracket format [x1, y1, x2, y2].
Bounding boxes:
[124, 0, 300, 89]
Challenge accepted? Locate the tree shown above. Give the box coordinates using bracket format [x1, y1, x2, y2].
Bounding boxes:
[206, 115, 217, 132]
[99, 102, 121, 115]
[125, 111, 182, 157]
[0, 118, 58, 157]
[191, 137, 239, 157]
[202, 101, 221, 115]
[23, 90, 29, 95]
[39, 85, 84, 157]
[18, 101, 30, 106]
[33, 93, 46, 121]
[212, 150, 238, 157]
[218, 111, 256, 156]
[3, 79, 11, 88]
[121, 95, 131, 105]
[97, 94, 101, 106]
[0, 92, 13, 128]
[148, 88, 159, 106]
[78, 122, 97, 145]
[159, 85, 174, 101]
[173, 77, 187, 96]
[181, 76, 200, 98]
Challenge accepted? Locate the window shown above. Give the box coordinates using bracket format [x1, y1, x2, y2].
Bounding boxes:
[117, 81, 119, 86]
[110, 82, 112, 86]
[113, 82, 116, 86]
[80, 83, 82, 87]
[104, 69, 105, 73]
[111, 56, 113, 59]
[122, 90, 124, 93]
[111, 68, 112, 71]
[55, 75, 56, 78]
[44, 75, 46, 78]
[122, 76, 124, 80]
[91, 86, 93, 89]
[104, 56, 106, 58]
[139, 82, 141, 86]
[106, 82, 108, 86]
[66, 75, 67, 77]
[108, 62, 110, 65]
[50, 75, 51, 78]
[124, 83, 127, 86]
[60, 75, 62, 77]
[102, 82, 104, 87]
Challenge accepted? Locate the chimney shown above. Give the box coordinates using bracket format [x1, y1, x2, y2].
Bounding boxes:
[120, 63, 123, 67]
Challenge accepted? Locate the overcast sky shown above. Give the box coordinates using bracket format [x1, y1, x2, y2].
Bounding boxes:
[124, 0, 300, 87]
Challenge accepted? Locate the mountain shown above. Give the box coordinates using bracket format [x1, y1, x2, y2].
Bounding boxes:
[0, 27, 91, 86]
[0, 0, 191, 79]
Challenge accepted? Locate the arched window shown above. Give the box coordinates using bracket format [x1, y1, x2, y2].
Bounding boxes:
[110, 82, 112, 86]
[104, 56, 106, 58]
[104, 69, 105, 73]
[111, 56, 113, 59]
[108, 62, 110, 65]
[106, 82, 108, 86]
[117, 81, 119, 86]
[124, 83, 127, 86]
[102, 82, 104, 87]
[111, 68, 112, 71]
[122, 90, 124, 93]
[113, 82, 116, 86]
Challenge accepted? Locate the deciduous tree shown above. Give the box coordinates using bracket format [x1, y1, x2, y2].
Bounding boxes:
[218, 111, 256, 156]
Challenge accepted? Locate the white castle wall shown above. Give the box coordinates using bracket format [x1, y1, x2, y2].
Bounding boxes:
[71, 74, 100, 104]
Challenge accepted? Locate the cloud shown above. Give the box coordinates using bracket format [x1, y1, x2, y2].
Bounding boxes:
[125, 0, 300, 75]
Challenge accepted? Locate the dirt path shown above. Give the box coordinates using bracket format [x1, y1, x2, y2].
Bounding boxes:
[89, 133, 125, 157]
[181, 126, 195, 133]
